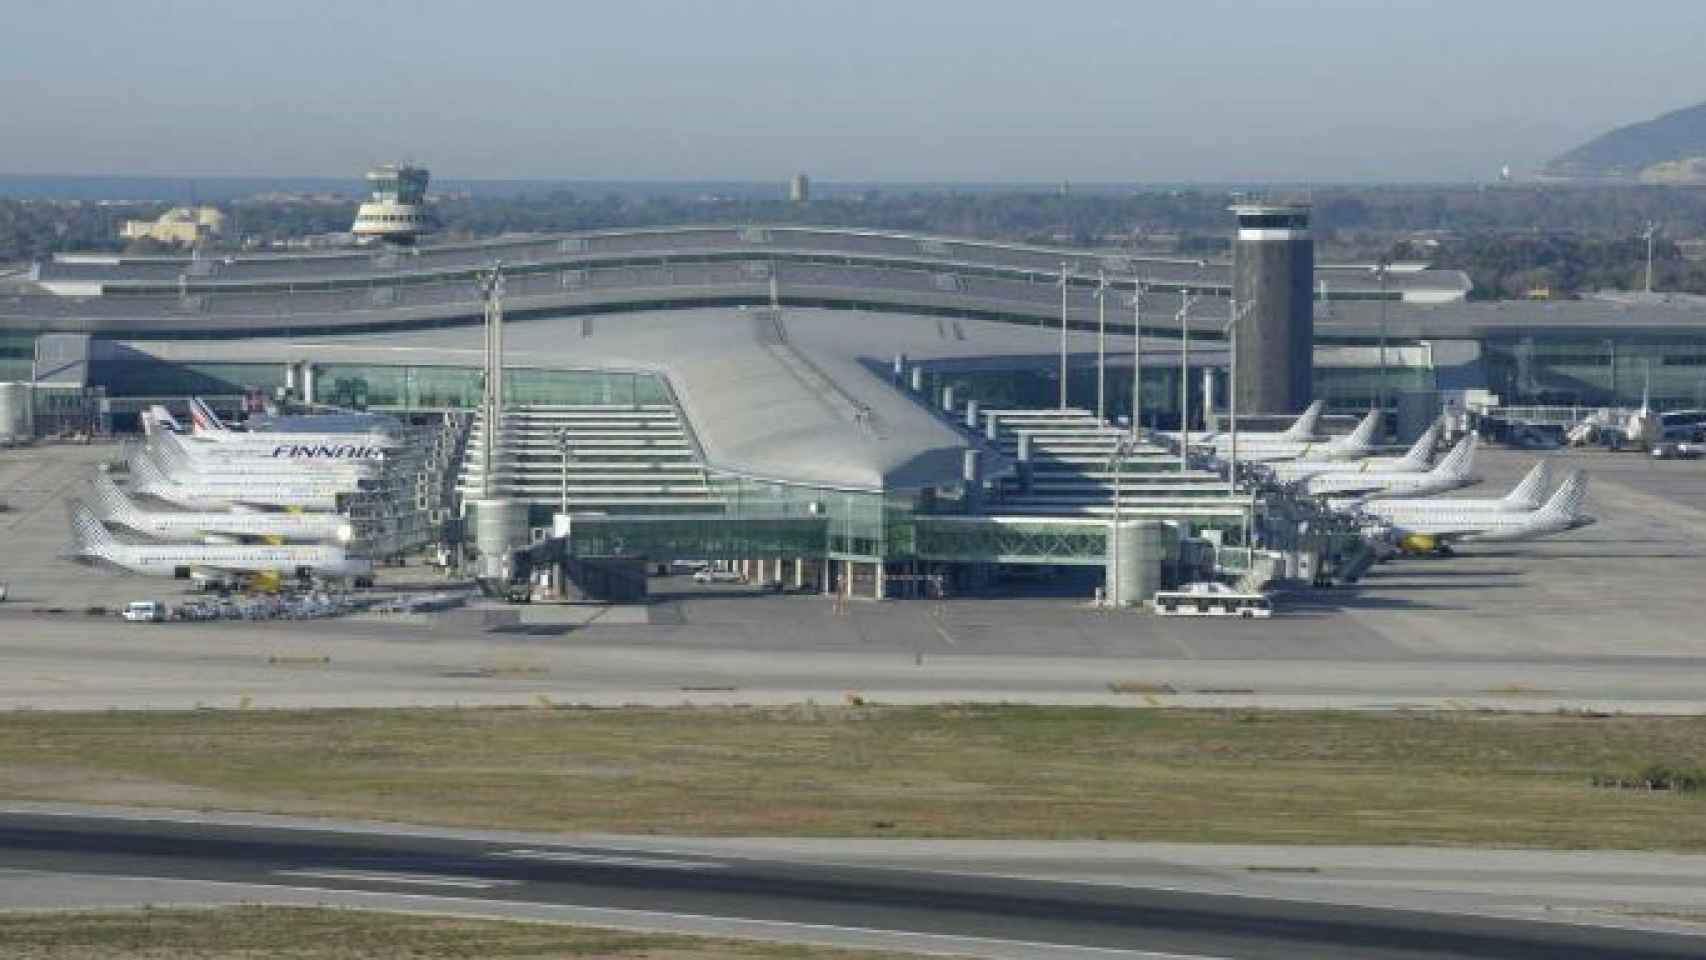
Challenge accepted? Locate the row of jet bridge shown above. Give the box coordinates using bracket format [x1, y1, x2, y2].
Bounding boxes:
[1187, 401, 1596, 555]
[67, 399, 395, 585]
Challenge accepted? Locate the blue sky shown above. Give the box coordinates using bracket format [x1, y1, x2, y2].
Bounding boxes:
[3, 0, 1703, 182]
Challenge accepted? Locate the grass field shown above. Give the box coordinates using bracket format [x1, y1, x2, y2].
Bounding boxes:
[0, 906, 935, 959]
[2, 705, 1705, 848]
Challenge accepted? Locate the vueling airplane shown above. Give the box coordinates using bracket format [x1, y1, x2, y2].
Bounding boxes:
[1307, 434, 1478, 500]
[1194, 399, 1327, 448]
[69, 501, 371, 582]
[1266, 419, 1442, 484]
[90, 471, 352, 544]
[1214, 409, 1383, 464]
[1359, 469, 1593, 554]
[128, 448, 352, 512]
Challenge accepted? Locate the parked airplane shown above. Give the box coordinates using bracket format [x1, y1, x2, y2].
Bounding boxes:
[128, 449, 350, 512]
[1308, 434, 1478, 500]
[1266, 419, 1442, 484]
[145, 421, 379, 476]
[155, 405, 393, 461]
[1195, 399, 1327, 447]
[189, 397, 397, 446]
[69, 501, 371, 582]
[1208, 409, 1383, 464]
[90, 472, 352, 544]
[1360, 469, 1593, 553]
[1358, 460, 1552, 520]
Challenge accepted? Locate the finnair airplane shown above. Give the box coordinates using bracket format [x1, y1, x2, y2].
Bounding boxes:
[69, 502, 371, 582]
[1360, 469, 1593, 552]
[90, 472, 352, 544]
[1307, 434, 1478, 500]
[1266, 419, 1442, 484]
[145, 421, 378, 478]
[128, 449, 350, 512]
[1211, 409, 1383, 464]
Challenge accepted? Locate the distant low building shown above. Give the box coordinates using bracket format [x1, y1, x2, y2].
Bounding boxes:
[119, 206, 225, 247]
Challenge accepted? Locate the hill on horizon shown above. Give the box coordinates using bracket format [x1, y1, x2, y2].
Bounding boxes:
[1547, 100, 1706, 183]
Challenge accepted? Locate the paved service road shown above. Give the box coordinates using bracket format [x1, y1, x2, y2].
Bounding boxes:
[0, 812, 1702, 960]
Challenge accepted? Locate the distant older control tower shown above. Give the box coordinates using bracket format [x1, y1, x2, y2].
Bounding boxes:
[1229, 202, 1314, 414]
[351, 163, 433, 245]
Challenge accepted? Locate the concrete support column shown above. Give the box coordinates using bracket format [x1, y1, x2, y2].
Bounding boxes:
[793, 557, 805, 589]
[909, 366, 925, 393]
[301, 363, 317, 406]
[872, 561, 886, 600]
[963, 448, 983, 514]
[892, 354, 907, 383]
[1017, 432, 1033, 493]
[964, 399, 980, 431]
[940, 385, 956, 413]
[985, 412, 1000, 442]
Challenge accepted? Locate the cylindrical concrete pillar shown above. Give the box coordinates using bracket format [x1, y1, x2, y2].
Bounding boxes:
[301, 363, 317, 405]
[941, 385, 956, 412]
[1230, 202, 1314, 414]
[985, 413, 1000, 442]
[1104, 519, 1166, 608]
[964, 399, 980, 430]
[963, 448, 982, 514]
[1017, 432, 1033, 492]
[909, 366, 926, 393]
[892, 354, 907, 382]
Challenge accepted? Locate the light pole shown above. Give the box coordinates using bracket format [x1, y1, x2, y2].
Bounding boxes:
[554, 428, 575, 515]
[1058, 261, 1070, 410]
[1374, 257, 1389, 440]
[1226, 298, 1256, 495]
[1604, 337, 1617, 404]
[1095, 270, 1108, 423]
[1644, 221, 1658, 294]
[1130, 279, 1145, 440]
[1178, 292, 1197, 473]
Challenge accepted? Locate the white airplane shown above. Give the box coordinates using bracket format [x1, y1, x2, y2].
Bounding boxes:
[1209, 409, 1383, 464]
[144, 420, 378, 478]
[1360, 469, 1594, 553]
[90, 471, 352, 545]
[128, 448, 350, 512]
[156, 402, 394, 461]
[1308, 434, 1478, 500]
[69, 502, 371, 582]
[1194, 399, 1327, 447]
[1266, 419, 1443, 484]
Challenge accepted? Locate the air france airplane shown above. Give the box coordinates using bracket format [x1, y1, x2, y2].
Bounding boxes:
[90, 472, 352, 544]
[69, 501, 371, 582]
[1307, 434, 1478, 500]
[1359, 469, 1593, 553]
[176, 398, 395, 458]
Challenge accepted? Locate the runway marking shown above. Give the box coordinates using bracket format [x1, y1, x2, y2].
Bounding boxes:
[272, 869, 517, 890]
[490, 848, 726, 871]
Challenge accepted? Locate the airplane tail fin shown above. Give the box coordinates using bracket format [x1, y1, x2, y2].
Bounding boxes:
[67, 499, 118, 557]
[1395, 419, 1442, 470]
[189, 397, 227, 433]
[89, 471, 141, 522]
[1534, 470, 1588, 522]
[1329, 409, 1381, 456]
[147, 404, 184, 434]
[1430, 434, 1477, 479]
[1503, 460, 1552, 509]
[128, 448, 170, 489]
[1280, 399, 1325, 441]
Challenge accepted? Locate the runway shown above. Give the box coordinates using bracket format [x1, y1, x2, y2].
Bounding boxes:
[1, 811, 1702, 959]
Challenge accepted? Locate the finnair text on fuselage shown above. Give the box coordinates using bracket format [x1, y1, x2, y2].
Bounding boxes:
[271, 444, 385, 460]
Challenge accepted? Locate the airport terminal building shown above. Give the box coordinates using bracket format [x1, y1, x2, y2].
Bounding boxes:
[5, 206, 1705, 597]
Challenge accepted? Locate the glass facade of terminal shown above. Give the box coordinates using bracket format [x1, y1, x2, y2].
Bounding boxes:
[1485, 335, 1706, 409]
[0, 334, 33, 381]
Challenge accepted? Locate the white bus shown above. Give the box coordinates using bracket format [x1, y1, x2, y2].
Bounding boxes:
[1153, 583, 1273, 618]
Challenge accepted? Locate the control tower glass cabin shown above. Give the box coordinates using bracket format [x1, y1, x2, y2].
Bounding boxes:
[351, 164, 433, 245]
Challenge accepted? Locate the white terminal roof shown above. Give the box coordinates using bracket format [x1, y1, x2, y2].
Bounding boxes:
[119, 307, 1219, 493]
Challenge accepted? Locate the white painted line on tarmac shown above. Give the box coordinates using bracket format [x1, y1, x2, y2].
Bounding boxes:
[490, 848, 726, 871]
[272, 869, 517, 890]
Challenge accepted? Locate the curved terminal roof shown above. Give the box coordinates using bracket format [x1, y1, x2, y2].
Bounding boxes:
[113, 307, 1207, 493]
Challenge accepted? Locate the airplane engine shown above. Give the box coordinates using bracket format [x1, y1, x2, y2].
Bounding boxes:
[1397, 533, 1438, 555]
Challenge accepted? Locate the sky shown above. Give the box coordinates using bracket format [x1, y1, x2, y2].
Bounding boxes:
[3, 0, 1704, 183]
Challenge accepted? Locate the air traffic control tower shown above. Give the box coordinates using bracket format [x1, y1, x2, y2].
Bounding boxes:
[351, 163, 433, 245]
[1230, 202, 1314, 414]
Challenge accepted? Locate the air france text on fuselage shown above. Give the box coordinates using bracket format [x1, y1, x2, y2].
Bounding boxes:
[270, 444, 383, 460]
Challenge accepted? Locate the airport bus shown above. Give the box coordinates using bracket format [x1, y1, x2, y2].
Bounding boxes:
[1153, 583, 1273, 618]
